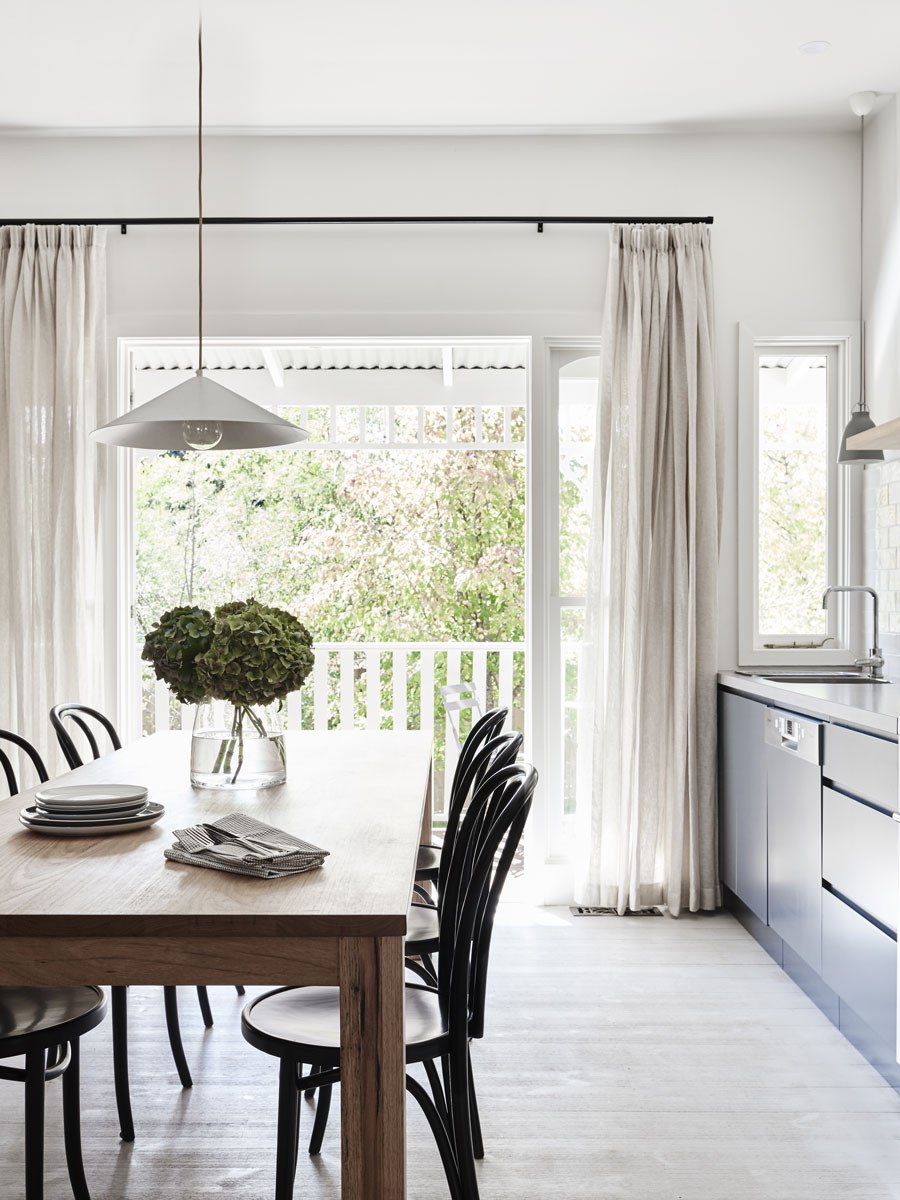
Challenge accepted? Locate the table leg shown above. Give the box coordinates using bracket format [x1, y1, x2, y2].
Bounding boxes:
[339, 935, 406, 1199]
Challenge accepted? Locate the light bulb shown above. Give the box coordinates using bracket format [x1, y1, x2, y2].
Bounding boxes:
[182, 420, 223, 450]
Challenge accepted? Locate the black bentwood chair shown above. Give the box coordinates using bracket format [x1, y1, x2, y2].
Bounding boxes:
[304, 728, 526, 1154]
[414, 707, 508, 889]
[0, 987, 108, 1200]
[241, 762, 537, 1200]
[49, 704, 244, 1140]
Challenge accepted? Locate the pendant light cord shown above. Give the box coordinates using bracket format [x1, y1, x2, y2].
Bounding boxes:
[859, 112, 866, 414]
[197, 21, 203, 377]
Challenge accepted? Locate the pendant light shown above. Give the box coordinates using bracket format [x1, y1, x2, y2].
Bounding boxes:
[93, 25, 307, 452]
[838, 91, 883, 464]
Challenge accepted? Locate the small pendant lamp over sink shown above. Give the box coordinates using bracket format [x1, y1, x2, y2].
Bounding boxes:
[93, 25, 307, 453]
[838, 91, 883, 465]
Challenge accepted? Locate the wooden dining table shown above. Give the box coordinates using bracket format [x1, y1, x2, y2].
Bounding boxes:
[0, 729, 433, 1200]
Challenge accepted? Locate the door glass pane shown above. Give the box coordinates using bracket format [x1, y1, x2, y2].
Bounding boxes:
[558, 357, 599, 596]
[757, 354, 829, 639]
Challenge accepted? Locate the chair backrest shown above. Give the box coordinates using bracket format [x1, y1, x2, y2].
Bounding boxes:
[0, 730, 49, 798]
[50, 704, 122, 769]
[436, 728, 523, 910]
[439, 682, 484, 749]
[436, 707, 508, 881]
[435, 762, 537, 1046]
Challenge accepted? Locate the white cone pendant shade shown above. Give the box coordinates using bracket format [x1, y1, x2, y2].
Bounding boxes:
[92, 374, 309, 450]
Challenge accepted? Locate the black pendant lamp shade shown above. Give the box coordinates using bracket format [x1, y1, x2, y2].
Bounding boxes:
[838, 408, 882, 464]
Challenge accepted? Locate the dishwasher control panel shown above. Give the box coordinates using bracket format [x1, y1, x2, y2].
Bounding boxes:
[764, 708, 823, 765]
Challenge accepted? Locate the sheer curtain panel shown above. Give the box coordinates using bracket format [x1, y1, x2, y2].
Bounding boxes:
[0, 225, 108, 762]
[575, 223, 722, 916]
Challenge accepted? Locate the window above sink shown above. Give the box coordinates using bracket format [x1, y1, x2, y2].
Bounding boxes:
[737, 325, 861, 670]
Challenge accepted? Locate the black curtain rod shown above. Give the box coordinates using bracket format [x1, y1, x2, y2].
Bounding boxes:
[0, 214, 714, 235]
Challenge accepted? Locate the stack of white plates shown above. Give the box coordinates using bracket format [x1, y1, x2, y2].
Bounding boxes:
[20, 784, 164, 837]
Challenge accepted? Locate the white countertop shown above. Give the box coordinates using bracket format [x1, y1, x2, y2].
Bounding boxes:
[718, 671, 900, 739]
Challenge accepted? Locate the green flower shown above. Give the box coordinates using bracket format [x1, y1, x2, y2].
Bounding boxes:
[141, 605, 215, 705]
[195, 598, 315, 707]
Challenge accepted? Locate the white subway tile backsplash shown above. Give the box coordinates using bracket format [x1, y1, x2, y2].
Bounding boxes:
[863, 462, 900, 674]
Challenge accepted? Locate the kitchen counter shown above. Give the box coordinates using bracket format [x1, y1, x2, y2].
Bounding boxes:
[718, 671, 900, 739]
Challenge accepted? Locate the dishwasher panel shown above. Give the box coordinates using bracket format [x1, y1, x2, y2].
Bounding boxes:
[766, 709, 824, 973]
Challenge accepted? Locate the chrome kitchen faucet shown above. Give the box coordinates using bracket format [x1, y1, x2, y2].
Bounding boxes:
[822, 586, 884, 680]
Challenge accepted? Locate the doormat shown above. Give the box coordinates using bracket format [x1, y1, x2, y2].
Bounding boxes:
[569, 906, 663, 916]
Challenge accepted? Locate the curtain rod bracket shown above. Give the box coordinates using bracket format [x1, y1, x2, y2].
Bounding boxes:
[537, 221, 543, 233]
[120, 224, 127, 235]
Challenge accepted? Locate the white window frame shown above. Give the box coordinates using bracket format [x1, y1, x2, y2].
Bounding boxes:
[737, 324, 862, 668]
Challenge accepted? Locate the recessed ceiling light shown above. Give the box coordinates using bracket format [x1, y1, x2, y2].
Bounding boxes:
[799, 40, 832, 55]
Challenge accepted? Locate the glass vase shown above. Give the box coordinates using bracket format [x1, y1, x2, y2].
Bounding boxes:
[190, 700, 286, 790]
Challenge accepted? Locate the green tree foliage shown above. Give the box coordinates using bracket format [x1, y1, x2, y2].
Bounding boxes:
[136, 444, 526, 643]
[135, 434, 527, 801]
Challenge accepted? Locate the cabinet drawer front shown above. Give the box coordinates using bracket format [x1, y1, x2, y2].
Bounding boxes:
[822, 787, 899, 932]
[823, 725, 898, 812]
[822, 889, 897, 1052]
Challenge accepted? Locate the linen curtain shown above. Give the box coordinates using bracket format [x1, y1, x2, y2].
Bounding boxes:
[0, 225, 109, 768]
[575, 223, 722, 916]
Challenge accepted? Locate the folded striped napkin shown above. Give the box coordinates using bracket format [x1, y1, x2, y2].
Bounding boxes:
[165, 812, 329, 879]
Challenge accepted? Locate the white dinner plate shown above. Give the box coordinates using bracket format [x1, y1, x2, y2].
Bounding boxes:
[34, 784, 148, 811]
[19, 802, 165, 837]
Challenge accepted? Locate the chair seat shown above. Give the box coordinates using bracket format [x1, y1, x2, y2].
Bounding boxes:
[242, 983, 448, 1066]
[415, 843, 440, 881]
[0, 986, 106, 1058]
[406, 901, 439, 954]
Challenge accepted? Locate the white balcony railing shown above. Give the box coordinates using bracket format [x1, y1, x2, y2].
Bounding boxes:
[145, 640, 525, 815]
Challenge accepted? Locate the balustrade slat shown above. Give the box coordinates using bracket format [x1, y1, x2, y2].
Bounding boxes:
[365, 649, 380, 730]
[444, 647, 462, 814]
[473, 646, 488, 715]
[393, 650, 408, 731]
[499, 646, 514, 723]
[287, 691, 301, 731]
[313, 649, 329, 731]
[420, 650, 435, 739]
[339, 648, 355, 729]
[154, 680, 170, 731]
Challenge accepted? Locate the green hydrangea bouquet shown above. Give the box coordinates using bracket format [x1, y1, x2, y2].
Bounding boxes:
[143, 599, 314, 788]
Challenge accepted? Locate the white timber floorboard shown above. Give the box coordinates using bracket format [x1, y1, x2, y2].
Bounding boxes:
[2, 907, 900, 1198]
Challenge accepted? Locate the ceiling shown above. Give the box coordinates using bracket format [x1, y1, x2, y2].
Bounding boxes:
[2, 0, 899, 134]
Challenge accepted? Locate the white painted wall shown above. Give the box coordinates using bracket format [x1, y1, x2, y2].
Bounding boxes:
[864, 96, 900, 427]
[0, 132, 859, 676]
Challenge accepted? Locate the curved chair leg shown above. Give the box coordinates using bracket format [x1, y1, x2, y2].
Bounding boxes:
[424, 1057, 450, 1127]
[235, 985, 246, 996]
[111, 986, 135, 1142]
[25, 1049, 45, 1200]
[467, 1045, 484, 1160]
[196, 986, 214, 1029]
[163, 987, 193, 1088]
[275, 1058, 300, 1200]
[448, 1050, 480, 1200]
[407, 1074, 463, 1200]
[62, 1039, 91, 1200]
[304, 1065, 318, 1101]
[308, 1082, 332, 1156]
